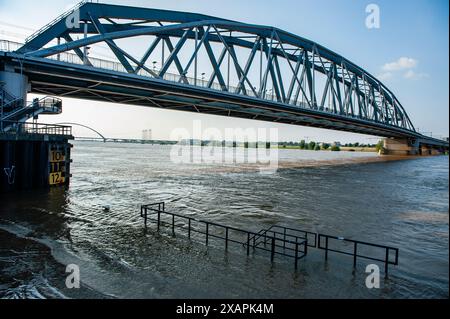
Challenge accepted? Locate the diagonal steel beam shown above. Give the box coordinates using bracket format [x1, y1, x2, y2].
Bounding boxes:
[63, 34, 92, 67]
[273, 55, 286, 103]
[135, 37, 161, 74]
[211, 25, 259, 97]
[179, 26, 212, 82]
[207, 47, 227, 88]
[202, 34, 228, 91]
[159, 30, 191, 82]
[235, 36, 260, 95]
[90, 15, 135, 73]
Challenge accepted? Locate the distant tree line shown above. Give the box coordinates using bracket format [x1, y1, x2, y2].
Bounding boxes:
[279, 140, 339, 151]
[342, 142, 377, 148]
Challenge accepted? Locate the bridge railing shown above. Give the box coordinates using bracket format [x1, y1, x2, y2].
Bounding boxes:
[0, 120, 72, 136]
[1, 39, 404, 125]
[1, 39, 315, 110]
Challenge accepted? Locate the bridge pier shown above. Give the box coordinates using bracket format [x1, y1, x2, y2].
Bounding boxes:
[0, 131, 73, 193]
[380, 138, 419, 156]
[381, 138, 447, 156]
[0, 69, 28, 103]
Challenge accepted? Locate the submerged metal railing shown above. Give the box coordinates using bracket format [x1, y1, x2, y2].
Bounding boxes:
[318, 234, 399, 277]
[141, 203, 308, 269]
[140, 202, 399, 277]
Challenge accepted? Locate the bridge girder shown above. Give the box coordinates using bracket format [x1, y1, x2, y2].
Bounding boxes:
[12, 2, 416, 135]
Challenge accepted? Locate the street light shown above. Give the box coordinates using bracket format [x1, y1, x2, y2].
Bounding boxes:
[201, 72, 206, 86]
[152, 61, 157, 71]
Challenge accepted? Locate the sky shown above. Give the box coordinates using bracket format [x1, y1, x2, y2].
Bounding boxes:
[0, 0, 448, 142]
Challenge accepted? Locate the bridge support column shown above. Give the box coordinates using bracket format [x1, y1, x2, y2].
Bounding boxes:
[419, 145, 443, 156]
[380, 138, 419, 156]
[0, 133, 73, 193]
[0, 69, 29, 103]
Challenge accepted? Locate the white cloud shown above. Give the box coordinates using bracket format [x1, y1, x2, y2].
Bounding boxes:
[377, 72, 393, 81]
[382, 57, 418, 72]
[404, 70, 429, 80]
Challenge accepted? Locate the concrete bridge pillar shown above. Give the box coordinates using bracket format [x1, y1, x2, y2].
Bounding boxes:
[381, 138, 419, 156]
[0, 68, 29, 103]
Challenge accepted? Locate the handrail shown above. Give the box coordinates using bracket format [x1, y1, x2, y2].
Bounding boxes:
[318, 234, 399, 278]
[140, 202, 400, 277]
[25, 1, 87, 43]
[0, 120, 72, 136]
[250, 225, 317, 248]
[2, 96, 62, 121]
[140, 203, 308, 269]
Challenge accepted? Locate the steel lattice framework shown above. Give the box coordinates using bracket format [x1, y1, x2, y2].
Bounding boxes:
[12, 1, 417, 137]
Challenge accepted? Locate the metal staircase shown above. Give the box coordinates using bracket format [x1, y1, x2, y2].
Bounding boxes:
[1, 84, 62, 132]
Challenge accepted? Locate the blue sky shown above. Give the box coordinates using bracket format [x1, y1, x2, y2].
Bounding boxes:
[0, 0, 448, 142]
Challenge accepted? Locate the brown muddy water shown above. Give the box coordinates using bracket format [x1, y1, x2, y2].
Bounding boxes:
[0, 142, 448, 299]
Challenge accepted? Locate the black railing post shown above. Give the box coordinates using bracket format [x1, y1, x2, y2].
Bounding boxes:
[304, 240, 308, 256]
[385, 248, 389, 278]
[225, 227, 229, 250]
[325, 236, 329, 261]
[295, 242, 299, 269]
[283, 228, 286, 250]
[247, 233, 250, 256]
[205, 223, 209, 246]
[172, 214, 175, 236]
[271, 237, 275, 262]
[188, 218, 191, 239]
[353, 243, 358, 269]
[144, 207, 147, 228]
[157, 210, 160, 232]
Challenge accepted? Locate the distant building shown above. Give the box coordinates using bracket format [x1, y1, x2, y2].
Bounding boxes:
[333, 141, 341, 147]
[142, 129, 152, 141]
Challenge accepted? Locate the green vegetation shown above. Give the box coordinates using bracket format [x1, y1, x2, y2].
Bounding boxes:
[375, 140, 385, 153]
[276, 140, 377, 152]
[299, 140, 306, 150]
[330, 145, 341, 151]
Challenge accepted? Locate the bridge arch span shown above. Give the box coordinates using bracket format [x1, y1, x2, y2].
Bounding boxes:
[55, 122, 106, 142]
[0, 1, 444, 149]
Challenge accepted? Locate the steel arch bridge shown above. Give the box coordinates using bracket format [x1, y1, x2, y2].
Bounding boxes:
[0, 1, 447, 148]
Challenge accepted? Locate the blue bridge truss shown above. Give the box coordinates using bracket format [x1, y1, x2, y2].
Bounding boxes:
[0, 1, 448, 146]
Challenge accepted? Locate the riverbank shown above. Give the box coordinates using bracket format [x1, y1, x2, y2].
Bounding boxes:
[0, 228, 108, 299]
[278, 145, 377, 152]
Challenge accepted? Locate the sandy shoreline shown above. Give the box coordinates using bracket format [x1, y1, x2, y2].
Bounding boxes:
[180, 154, 427, 175]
